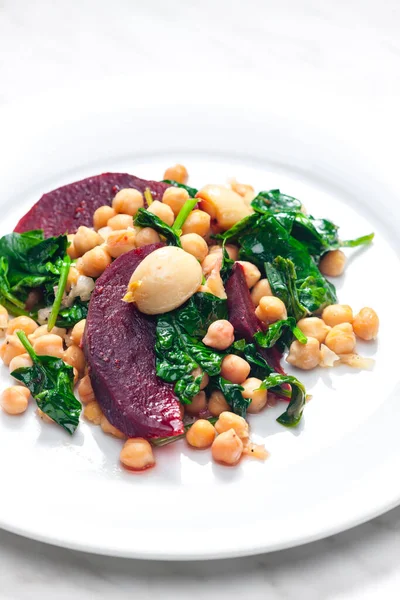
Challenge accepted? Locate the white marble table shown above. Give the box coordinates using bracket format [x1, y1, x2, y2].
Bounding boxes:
[1, 1, 400, 598]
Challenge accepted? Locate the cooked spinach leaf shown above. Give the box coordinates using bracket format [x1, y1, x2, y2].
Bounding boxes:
[162, 179, 198, 198]
[11, 331, 81, 434]
[208, 376, 249, 418]
[259, 373, 306, 427]
[55, 300, 88, 328]
[265, 257, 308, 321]
[134, 208, 181, 246]
[252, 189, 302, 213]
[0, 230, 68, 315]
[155, 293, 227, 404]
[232, 340, 274, 380]
[254, 318, 307, 349]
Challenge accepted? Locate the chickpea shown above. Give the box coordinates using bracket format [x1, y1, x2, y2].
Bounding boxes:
[0, 305, 8, 332]
[120, 438, 155, 471]
[230, 180, 255, 205]
[211, 429, 243, 466]
[255, 296, 287, 324]
[73, 367, 79, 385]
[66, 265, 79, 292]
[29, 324, 66, 341]
[147, 200, 175, 226]
[251, 279, 273, 306]
[66, 234, 79, 259]
[83, 400, 103, 425]
[325, 323, 356, 354]
[202, 320, 234, 350]
[286, 337, 321, 370]
[81, 246, 112, 278]
[196, 185, 252, 230]
[107, 213, 134, 231]
[78, 374, 96, 404]
[215, 411, 249, 439]
[181, 210, 211, 237]
[33, 334, 64, 358]
[186, 419, 216, 448]
[9, 353, 33, 373]
[97, 226, 113, 241]
[163, 164, 188, 184]
[241, 378, 268, 413]
[73, 226, 102, 257]
[63, 345, 86, 376]
[221, 354, 251, 384]
[71, 319, 86, 347]
[319, 250, 346, 277]
[297, 317, 331, 343]
[185, 391, 207, 416]
[93, 205, 116, 230]
[112, 188, 144, 216]
[6, 316, 38, 337]
[192, 367, 209, 390]
[106, 229, 136, 258]
[208, 390, 230, 416]
[0, 335, 26, 366]
[135, 227, 161, 248]
[0, 386, 30, 415]
[180, 233, 208, 262]
[236, 261, 261, 289]
[162, 186, 189, 216]
[124, 246, 202, 314]
[352, 307, 379, 341]
[100, 415, 126, 439]
[201, 253, 221, 276]
[322, 304, 353, 327]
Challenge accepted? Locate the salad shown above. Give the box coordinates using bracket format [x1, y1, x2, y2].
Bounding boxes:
[0, 164, 379, 471]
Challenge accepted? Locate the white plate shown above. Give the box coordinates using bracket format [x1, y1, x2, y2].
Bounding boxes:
[0, 75, 399, 560]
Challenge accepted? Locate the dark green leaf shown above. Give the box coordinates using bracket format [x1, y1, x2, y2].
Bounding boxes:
[260, 373, 306, 427]
[265, 257, 308, 322]
[251, 189, 302, 213]
[162, 180, 198, 198]
[254, 318, 307, 349]
[48, 255, 71, 331]
[12, 331, 81, 434]
[209, 376, 249, 418]
[55, 301, 88, 328]
[155, 294, 226, 404]
[134, 208, 181, 246]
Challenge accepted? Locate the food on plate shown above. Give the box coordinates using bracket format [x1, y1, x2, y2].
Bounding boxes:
[0, 165, 378, 472]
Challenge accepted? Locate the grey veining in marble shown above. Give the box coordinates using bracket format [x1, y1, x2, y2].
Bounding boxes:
[1, 1, 400, 598]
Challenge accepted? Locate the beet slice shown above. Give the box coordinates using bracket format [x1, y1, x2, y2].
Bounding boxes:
[83, 243, 183, 439]
[14, 173, 169, 237]
[225, 263, 285, 375]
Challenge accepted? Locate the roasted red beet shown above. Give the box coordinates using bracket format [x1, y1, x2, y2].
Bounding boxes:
[83, 244, 183, 439]
[226, 263, 285, 375]
[14, 173, 169, 237]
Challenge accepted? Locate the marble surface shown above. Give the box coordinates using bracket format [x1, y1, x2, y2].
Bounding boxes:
[1, 1, 400, 598]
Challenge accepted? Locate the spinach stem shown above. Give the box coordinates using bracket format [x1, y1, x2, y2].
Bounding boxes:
[48, 255, 71, 331]
[172, 198, 198, 233]
[16, 330, 37, 362]
[340, 232, 374, 248]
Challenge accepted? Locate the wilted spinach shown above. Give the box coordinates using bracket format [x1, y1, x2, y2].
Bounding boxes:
[254, 317, 307, 349]
[208, 376, 250, 418]
[155, 293, 227, 404]
[134, 208, 181, 246]
[11, 331, 81, 434]
[259, 373, 306, 427]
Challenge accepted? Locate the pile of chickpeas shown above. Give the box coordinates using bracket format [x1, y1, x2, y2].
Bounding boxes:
[0, 163, 380, 471]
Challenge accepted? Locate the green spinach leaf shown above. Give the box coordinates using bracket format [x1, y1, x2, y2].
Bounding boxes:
[11, 331, 81, 434]
[265, 257, 308, 321]
[208, 376, 249, 418]
[259, 373, 306, 427]
[254, 318, 307, 349]
[134, 208, 181, 246]
[155, 293, 227, 404]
